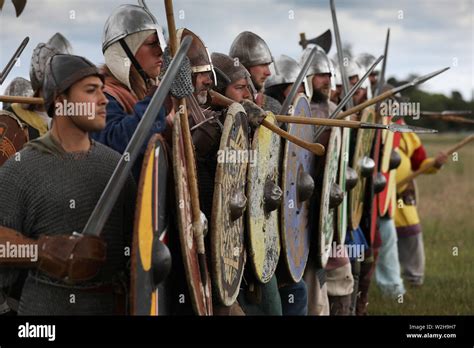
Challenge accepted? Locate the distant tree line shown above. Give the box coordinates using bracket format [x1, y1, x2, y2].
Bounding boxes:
[387, 76, 474, 132]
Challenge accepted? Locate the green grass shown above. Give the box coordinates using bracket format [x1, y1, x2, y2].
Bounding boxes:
[368, 133, 474, 315]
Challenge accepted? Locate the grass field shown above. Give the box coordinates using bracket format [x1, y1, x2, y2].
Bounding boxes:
[368, 132, 474, 315]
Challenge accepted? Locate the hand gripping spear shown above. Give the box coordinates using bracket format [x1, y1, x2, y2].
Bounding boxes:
[398, 134, 474, 187]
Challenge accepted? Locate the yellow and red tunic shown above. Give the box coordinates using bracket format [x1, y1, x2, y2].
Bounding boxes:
[394, 132, 439, 236]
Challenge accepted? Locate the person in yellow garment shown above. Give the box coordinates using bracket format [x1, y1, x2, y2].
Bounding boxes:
[5, 34, 73, 140]
[395, 126, 448, 286]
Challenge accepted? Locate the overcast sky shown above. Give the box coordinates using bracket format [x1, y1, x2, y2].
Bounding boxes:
[1, 0, 473, 100]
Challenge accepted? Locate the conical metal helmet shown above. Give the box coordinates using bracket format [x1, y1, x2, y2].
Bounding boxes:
[2, 77, 34, 109]
[264, 55, 299, 88]
[102, 3, 166, 53]
[301, 44, 332, 76]
[229, 31, 274, 68]
[355, 53, 379, 75]
[343, 58, 362, 80]
[29, 43, 62, 92]
[264, 54, 310, 97]
[177, 28, 216, 84]
[47, 33, 73, 55]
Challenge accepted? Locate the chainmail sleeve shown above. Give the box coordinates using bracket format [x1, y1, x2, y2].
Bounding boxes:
[0, 158, 26, 287]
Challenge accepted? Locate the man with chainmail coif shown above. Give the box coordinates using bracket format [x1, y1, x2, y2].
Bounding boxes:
[91, 3, 193, 181]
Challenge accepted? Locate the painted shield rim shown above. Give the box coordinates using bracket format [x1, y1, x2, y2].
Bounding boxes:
[0, 109, 29, 166]
[172, 115, 212, 315]
[131, 134, 168, 315]
[280, 94, 313, 282]
[211, 102, 248, 306]
[349, 106, 376, 231]
[318, 127, 341, 267]
[247, 112, 281, 284]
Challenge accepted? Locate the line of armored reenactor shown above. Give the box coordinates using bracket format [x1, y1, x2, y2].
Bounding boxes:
[0, 1, 449, 315]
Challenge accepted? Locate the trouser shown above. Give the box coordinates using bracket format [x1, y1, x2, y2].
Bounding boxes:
[397, 232, 425, 285]
[303, 262, 329, 315]
[376, 217, 406, 296]
[356, 260, 375, 315]
[278, 280, 308, 316]
[326, 263, 354, 316]
[237, 274, 282, 315]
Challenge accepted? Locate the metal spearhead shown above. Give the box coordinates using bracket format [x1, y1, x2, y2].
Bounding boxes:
[360, 122, 438, 133]
[393, 67, 450, 94]
[0, 37, 29, 84]
[387, 123, 438, 133]
[441, 110, 472, 117]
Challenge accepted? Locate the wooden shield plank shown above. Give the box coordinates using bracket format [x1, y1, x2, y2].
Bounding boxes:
[369, 125, 382, 246]
[378, 115, 395, 216]
[281, 94, 315, 282]
[337, 126, 351, 245]
[172, 115, 212, 315]
[349, 107, 376, 230]
[247, 112, 281, 284]
[211, 103, 248, 306]
[0, 110, 28, 166]
[387, 123, 402, 218]
[318, 127, 341, 267]
[131, 134, 169, 315]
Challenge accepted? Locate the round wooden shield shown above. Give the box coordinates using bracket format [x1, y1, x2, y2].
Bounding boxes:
[247, 112, 281, 284]
[0, 110, 28, 166]
[281, 94, 315, 283]
[172, 115, 212, 315]
[349, 106, 376, 230]
[337, 126, 351, 245]
[211, 103, 248, 306]
[131, 134, 169, 315]
[318, 127, 341, 267]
